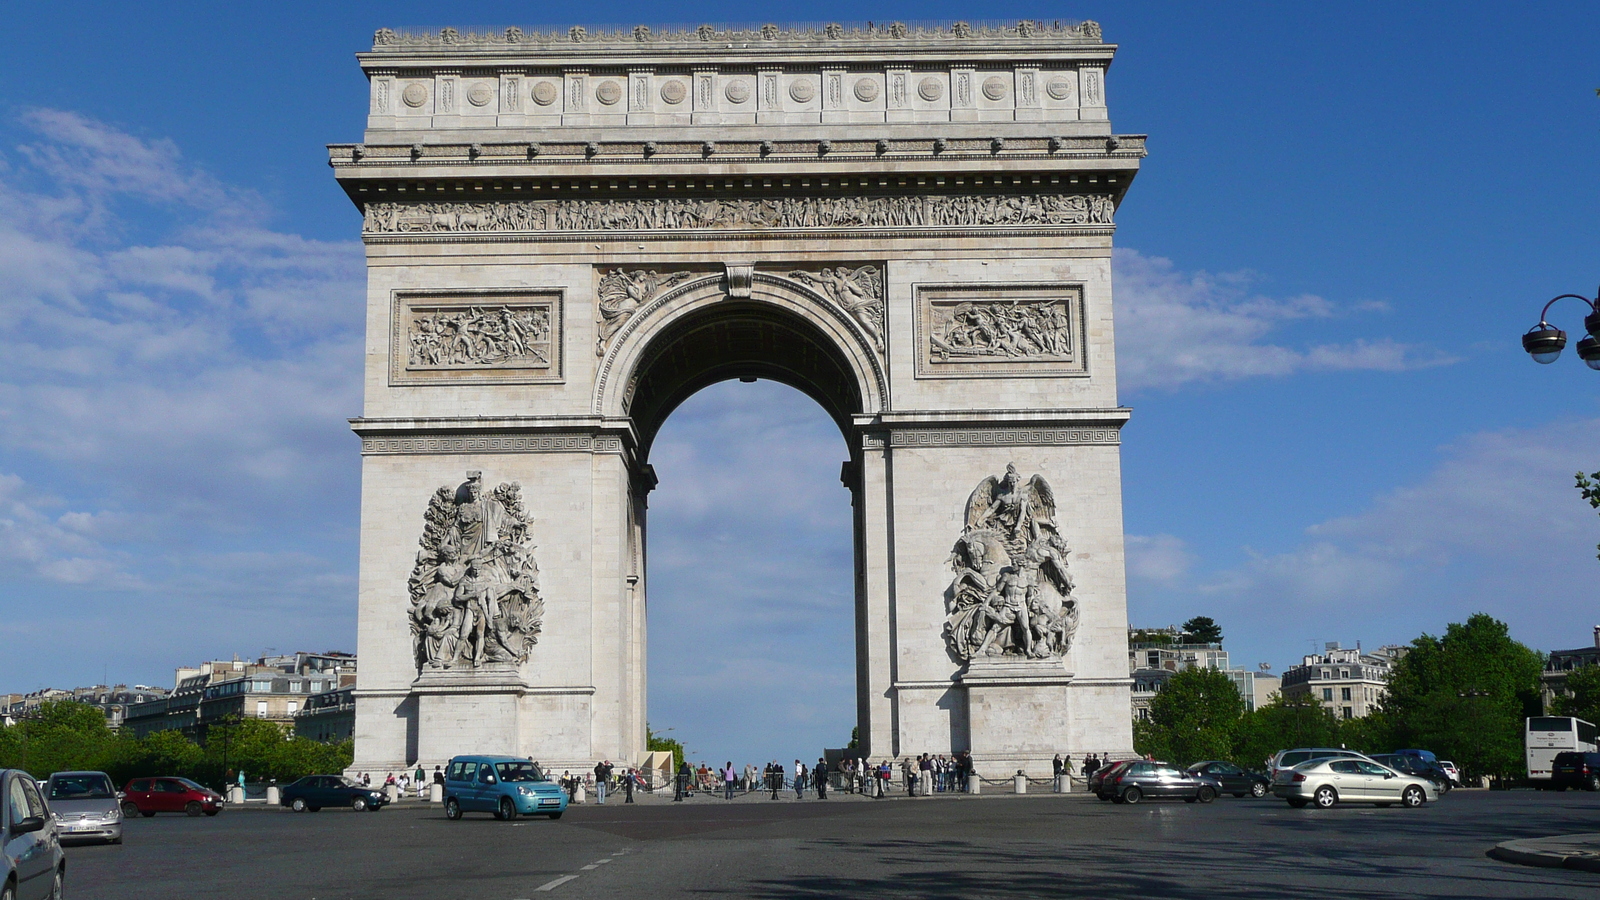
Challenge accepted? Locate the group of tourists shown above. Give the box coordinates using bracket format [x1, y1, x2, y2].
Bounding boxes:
[905, 752, 976, 795]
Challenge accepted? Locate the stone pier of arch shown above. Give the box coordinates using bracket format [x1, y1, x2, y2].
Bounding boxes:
[333, 20, 1144, 778]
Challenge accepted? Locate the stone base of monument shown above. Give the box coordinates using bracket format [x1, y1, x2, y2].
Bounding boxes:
[410, 666, 530, 763]
[960, 656, 1087, 780]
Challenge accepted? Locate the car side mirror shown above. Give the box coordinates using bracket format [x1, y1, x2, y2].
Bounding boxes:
[116, 792, 126, 800]
[484, 777, 496, 785]
[12, 816, 45, 836]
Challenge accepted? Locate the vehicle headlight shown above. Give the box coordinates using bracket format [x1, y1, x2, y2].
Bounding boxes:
[518, 785, 535, 794]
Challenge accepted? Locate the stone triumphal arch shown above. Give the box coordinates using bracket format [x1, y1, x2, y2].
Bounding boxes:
[332, 20, 1144, 777]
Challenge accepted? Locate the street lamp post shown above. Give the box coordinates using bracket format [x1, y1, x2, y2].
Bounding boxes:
[1521, 288, 1600, 368]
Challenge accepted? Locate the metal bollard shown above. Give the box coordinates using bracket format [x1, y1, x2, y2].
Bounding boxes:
[265, 785, 280, 806]
[1014, 771, 1027, 794]
[429, 783, 443, 802]
[968, 774, 980, 795]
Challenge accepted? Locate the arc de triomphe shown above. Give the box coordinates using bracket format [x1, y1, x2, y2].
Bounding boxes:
[332, 20, 1143, 777]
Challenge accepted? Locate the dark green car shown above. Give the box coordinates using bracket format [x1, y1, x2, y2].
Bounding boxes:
[280, 775, 388, 812]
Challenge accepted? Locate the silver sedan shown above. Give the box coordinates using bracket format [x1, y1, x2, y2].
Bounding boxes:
[1271, 757, 1438, 809]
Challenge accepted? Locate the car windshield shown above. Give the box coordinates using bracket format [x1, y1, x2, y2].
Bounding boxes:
[339, 777, 366, 789]
[175, 778, 208, 792]
[496, 762, 543, 783]
[49, 775, 113, 800]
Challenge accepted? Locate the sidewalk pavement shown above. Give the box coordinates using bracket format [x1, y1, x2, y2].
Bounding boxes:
[1489, 833, 1600, 873]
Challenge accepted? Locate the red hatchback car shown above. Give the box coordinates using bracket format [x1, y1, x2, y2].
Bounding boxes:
[120, 777, 225, 817]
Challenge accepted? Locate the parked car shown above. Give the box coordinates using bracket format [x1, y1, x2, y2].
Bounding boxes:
[1550, 752, 1600, 791]
[1369, 754, 1452, 793]
[1438, 760, 1462, 786]
[1088, 760, 1134, 800]
[1266, 748, 1367, 779]
[44, 771, 122, 845]
[1186, 761, 1270, 798]
[442, 756, 568, 821]
[1272, 757, 1437, 809]
[1393, 748, 1437, 763]
[119, 777, 224, 817]
[3, 768, 66, 900]
[280, 775, 388, 813]
[1096, 761, 1221, 805]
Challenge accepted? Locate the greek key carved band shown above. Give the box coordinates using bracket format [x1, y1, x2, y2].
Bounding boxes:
[860, 428, 1121, 449]
[361, 435, 624, 455]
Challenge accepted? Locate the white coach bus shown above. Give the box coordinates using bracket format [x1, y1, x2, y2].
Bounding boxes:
[1526, 716, 1598, 784]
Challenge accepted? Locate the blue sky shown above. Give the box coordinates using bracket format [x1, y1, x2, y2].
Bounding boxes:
[1, 2, 1597, 765]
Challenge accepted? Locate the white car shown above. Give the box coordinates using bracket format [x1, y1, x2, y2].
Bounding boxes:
[1438, 760, 1462, 786]
[1272, 757, 1438, 809]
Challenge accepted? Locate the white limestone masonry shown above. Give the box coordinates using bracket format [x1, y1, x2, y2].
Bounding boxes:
[333, 18, 1143, 778]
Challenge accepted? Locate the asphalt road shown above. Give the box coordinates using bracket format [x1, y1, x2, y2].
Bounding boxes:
[66, 788, 1599, 899]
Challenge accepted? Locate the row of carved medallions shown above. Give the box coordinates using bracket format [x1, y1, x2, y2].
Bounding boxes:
[377, 70, 1097, 115]
[362, 194, 1114, 234]
[409, 472, 545, 671]
[946, 465, 1080, 664]
[373, 21, 1101, 48]
[593, 266, 883, 358]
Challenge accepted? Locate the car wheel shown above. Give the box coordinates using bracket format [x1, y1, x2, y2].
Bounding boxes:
[141, 810, 155, 818]
[1121, 787, 1142, 805]
[1197, 786, 1216, 803]
[185, 801, 204, 817]
[1251, 782, 1268, 798]
[498, 797, 517, 821]
[549, 811, 563, 820]
[445, 797, 462, 820]
[1401, 786, 1425, 808]
[1588, 775, 1600, 792]
[352, 796, 368, 812]
[121, 801, 140, 818]
[1313, 786, 1337, 809]
[110, 836, 123, 845]
[1287, 798, 1308, 808]
[204, 809, 219, 817]
[291, 798, 307, 812]
[47, 868, 63, 900]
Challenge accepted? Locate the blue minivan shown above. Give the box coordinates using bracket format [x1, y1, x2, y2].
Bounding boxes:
[442, 756, 568, 821]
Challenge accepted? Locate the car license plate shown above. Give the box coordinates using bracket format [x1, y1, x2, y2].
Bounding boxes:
[539, 798, 559, 806]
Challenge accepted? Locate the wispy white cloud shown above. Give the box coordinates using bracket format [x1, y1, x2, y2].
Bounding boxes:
[1163, 417, 1600, 665]
[1113, 248, 1455, 392]
[0, 110, 363, 684]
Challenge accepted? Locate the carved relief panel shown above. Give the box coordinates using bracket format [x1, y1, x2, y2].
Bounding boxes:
[390, 290, 564, 385]
[915, 283, 1086, 378]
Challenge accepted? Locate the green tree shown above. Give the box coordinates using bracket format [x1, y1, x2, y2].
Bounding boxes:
[1380, 613, 1543, 783]
[1231, 693, 1343, 769]
[1134, 667, 1244, 765]
[1577, 470, 1600, 560]
[0, 701, 117, 778]
[1552, 664, 1600, 724]
[1181, 616, 1224, 645]
[645, 723, 684, 772]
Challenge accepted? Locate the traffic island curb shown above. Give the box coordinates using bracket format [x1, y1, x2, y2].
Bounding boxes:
[1488, 834, 1600, 873]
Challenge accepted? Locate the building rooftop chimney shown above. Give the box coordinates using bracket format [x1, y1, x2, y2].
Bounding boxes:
[1593, 625, 1599, 649]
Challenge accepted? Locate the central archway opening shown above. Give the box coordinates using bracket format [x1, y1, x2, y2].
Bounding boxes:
[624, 298, 870, 770]
[646, 380, 856, 767]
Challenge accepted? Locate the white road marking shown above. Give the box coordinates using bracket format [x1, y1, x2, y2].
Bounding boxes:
[581, 865, 598, 870]
[535, 874, 579, 891]
[593, 859, 612, 865]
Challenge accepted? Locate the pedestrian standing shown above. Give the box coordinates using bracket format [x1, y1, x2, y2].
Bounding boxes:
[794, 761, 806, 799]
[625, 767, 635, 803]
[433, 765, 445, 786]
[1053, 754, 1063, 778]
[594, 760, 608, 803]
[769, 762, 781, 800]
[723, 761, 736, 800]
[674, 760, 691, 802]
[816, 758, 829, 800]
